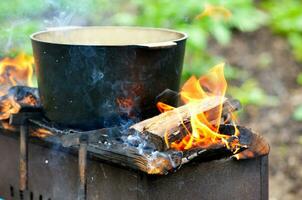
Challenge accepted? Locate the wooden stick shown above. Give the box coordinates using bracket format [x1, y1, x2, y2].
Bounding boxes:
[130, 96, 229, 149]
[132, 96, 226, 135]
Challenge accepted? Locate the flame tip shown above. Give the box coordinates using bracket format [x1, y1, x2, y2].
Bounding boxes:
[158, 63, 239, 151]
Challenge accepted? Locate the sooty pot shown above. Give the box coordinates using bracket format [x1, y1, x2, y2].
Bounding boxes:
[31, 26, 187, 130]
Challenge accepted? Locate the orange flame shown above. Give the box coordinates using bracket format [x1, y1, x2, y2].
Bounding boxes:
[157, 63, 239, 151]
[0, 53, 34, 96]
[31, 128, 53, 138]
[0, 53, 35, 120]
[156, 102, 175, 113]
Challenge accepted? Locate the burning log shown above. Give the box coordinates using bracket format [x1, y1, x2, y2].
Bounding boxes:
[232, 129, 270, 159]
[130, 96, 240, 150]
[0, 86, 41, 120]
[184, 125, 270, 163]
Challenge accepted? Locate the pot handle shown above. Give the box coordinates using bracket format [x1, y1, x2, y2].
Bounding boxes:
[137, 41, 177, 49]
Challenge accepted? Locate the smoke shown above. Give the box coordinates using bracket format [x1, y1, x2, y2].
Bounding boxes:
[43, 0, 94, 27]
[0, 0, 106, 54]
[44, 11, 75, 27]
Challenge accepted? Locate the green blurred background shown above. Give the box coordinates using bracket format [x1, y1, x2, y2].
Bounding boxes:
[1, 0, 302, 199]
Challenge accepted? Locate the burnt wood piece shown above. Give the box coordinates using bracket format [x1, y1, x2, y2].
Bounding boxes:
[236, 133, 270, 159]
[155, 89, 179, 105]
[0, 86, 41, 120]
[7, 118, 183, 175]
[8, 114, 270, 175]
[219, 124, 270, 159]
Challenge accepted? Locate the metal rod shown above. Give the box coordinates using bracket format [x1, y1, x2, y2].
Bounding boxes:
[78, 135, 88, 200]
[19, 124, 28, 192]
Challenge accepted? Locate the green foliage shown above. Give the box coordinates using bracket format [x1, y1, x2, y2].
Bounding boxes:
[293, 105, 302, 121]
[296, 73, 302, 85]
[262, 0, 302, 90]
[111, 0, 268, 78]
[228, 79, 279, 106]
[262, 0, 302, 62]
[299, 136, 302, 145]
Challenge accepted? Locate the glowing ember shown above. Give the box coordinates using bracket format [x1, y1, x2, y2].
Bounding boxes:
[117, 97, 133, 110]
[157, 63, 240, 151]
[0, 53, 34, 96]
[31, 128, 53, 138]
[116, 97, 135, 117]
[0, 53, 36, 119]
[0, 96, 21, 120]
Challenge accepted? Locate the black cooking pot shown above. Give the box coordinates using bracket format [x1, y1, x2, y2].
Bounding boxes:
[31, 26, 187, 130]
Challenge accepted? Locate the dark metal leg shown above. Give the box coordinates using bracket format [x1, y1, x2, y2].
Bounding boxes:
[78, 136, 88, 200]
[20, 124, 28, 199]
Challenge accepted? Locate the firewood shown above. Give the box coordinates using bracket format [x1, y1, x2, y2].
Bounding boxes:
[130, 96, 241, 150]
[181, 125, 270, 163]
[0, 86, 41, 120]
[218, 124, 270, 160]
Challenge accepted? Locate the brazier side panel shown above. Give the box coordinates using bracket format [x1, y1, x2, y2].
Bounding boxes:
[0, 134, 19, 199]
[144, 156, 268, 200]
[87, 162, 139, 200]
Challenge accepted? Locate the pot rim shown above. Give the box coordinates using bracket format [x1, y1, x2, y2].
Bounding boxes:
[30, 26, 188, 48]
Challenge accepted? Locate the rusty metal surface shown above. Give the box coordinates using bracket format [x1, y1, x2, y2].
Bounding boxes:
[78, 139, 88, 200]
[19, 125, 28, 192]
[0, 133, 19, 199]
[0, 133, 268, 200]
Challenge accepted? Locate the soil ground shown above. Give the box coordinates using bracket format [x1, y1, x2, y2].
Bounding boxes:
[209, 28, 302, 200]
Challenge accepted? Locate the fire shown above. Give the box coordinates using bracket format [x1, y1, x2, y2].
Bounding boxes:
[157, 63, 239, 151]
[0, 53, 34, 96]
[116, 97, 135, 117]
[31, 128, 53, 138]
[0, 53, 36, 119]
[0, 96, 21, 120]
